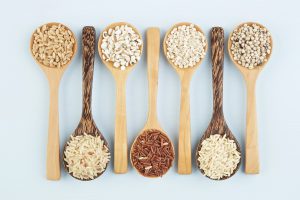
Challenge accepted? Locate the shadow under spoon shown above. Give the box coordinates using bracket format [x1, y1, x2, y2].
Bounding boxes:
[63, 26, 110, 181]
[196, 27, 241, 180]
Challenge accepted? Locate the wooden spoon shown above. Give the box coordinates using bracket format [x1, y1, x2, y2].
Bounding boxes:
[98, 22, 143, 174]
[30, 22, 77, 180]
[196, 27, 241, 180]
[163, 22, 207, 174]
[63, 26, 110, 180]
[228, 22, 273, 174]
[130, 28, 175, 177]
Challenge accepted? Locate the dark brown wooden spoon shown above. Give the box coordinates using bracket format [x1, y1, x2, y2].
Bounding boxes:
[196, 27, 241, 180]
[63, 26, 110, 181]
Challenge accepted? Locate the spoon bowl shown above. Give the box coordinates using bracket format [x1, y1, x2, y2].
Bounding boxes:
[228, 22, 273, 174]
[131, 128, 175, 178]
[63, 27, 110, 181]
[228, 22, 273, 73]
[98, 22, 143, 174]
[196, 27, 241, 180]
[163, 22, 208, 76]
[63, 120, 110, 181]
[98, 22, 143, 75]
[163, 22, 207, 174]
[196, 123, 242, 180]
[30, 22, 77, 180]
[30, 22, 78, 70]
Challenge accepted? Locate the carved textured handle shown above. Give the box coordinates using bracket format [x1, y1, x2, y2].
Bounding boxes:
[211, 27, 224, 118]
[82, 27, 96, 120]
[146, 28, 160, 127]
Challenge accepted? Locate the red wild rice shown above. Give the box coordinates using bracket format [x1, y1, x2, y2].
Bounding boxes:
[131, 129, 174, 177]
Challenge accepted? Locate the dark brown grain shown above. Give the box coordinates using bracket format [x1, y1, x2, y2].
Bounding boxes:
[131, 129, 175, 177]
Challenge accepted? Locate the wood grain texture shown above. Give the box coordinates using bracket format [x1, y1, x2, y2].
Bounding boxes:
[114, 75, 128, 173]
[163, 22, 208, 175]
[97, 22, 143, 174]
[245, 78, 259, 174]
[63, 27, 109, 181]
[227, 22, 273, 174]
[130, 28, 175, 177]
[46, 77, 60, 180]
[196, 27, 241, 180]
[81, 26, 95, 121]
[145, 28, 160, 129]
[29, 22, 78, 180]
[178, 75, 192, 174]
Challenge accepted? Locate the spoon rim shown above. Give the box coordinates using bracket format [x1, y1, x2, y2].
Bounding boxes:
[163, 22, 208, 72]
[227, 21, 273, 71]
[30, 22, 78, 70]
[130, 128, 175, 178]
[97, 22, 143, 72]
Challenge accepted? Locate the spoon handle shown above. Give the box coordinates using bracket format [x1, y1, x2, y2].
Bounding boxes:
[146, 28, 160, 127]
[178, 75, 192, 174]
[82, 26, 95, 120]
[211, 27, 224, 118]
[47, 78, 61, 180]
[114, 75, 128, 173]
[245, 78, 259, 174]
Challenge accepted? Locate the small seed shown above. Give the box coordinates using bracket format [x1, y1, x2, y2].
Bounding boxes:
[230, 23, 272, 69]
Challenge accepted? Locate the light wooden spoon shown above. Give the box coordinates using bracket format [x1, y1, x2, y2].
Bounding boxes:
[30, 22, 77, 180]
[130, 28, 175, 177]
[196, 27, 241, 180]
[63, 26, 110, 181]
[98, 22, 143, 174]
[228, 22, 273, 174]
[163, 22, 208, 174]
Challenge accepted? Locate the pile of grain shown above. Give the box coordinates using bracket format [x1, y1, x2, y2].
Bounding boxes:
[197, 134, 241, 180]
[230, 23, 272, 69]
[31, 23, 76, 68]
[64, 133, 110, 180]
[165, 24, 206, 68]
[100, 24, 142, 70]
[131, 129, 174, 177]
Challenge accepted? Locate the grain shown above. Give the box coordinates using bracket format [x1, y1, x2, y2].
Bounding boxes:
[100, 24, 142, 70]
[230, 23, 272, 69]
[197, 134, 241, 180]
[64, 133, 110, 180]
[31, 23, 75, 68]
[131, 129, 174, 177]
[166, 24, 206, 68]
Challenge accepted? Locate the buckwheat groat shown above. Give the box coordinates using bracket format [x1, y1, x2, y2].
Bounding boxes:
[230, 23, 272, 69]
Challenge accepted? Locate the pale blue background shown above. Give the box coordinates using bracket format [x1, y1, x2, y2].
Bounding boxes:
[0, 0, 299, 199]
